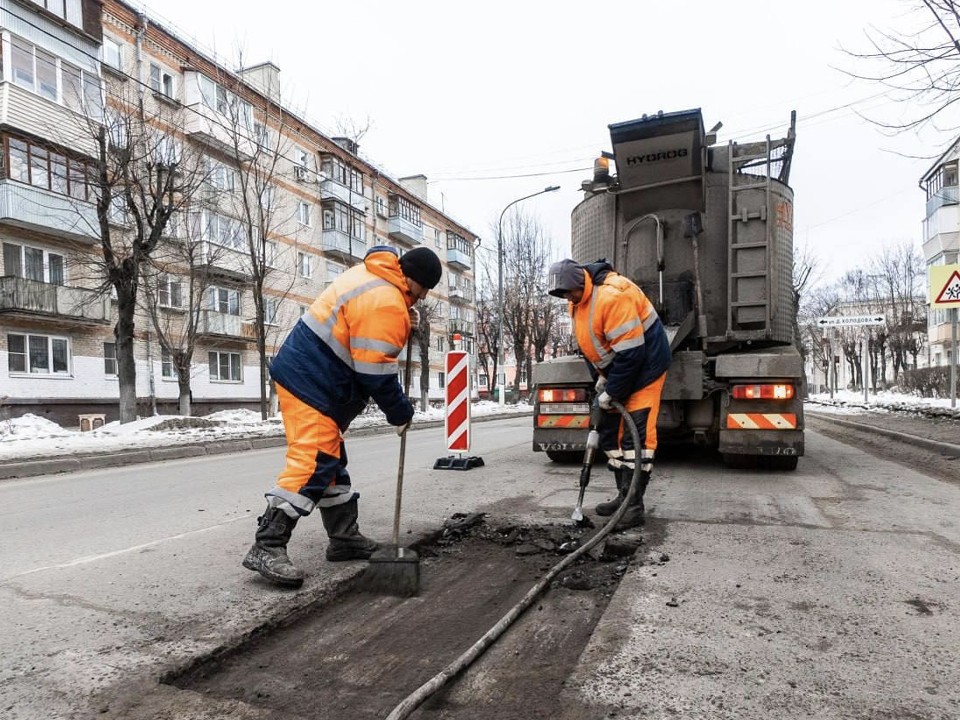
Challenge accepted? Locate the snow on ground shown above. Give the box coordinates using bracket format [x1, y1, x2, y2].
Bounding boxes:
[3, 391, 956, 464]
[0, 401, 532, 463]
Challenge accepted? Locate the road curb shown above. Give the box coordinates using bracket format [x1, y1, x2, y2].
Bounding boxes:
[806, 410, 960, 456]
[0, 410, 532, 480]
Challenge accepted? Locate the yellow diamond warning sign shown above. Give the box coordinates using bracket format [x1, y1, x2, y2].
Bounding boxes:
[930, 264, 960, 308]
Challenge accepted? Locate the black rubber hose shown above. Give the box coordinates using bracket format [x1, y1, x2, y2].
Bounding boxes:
[384, 399, 642, 720]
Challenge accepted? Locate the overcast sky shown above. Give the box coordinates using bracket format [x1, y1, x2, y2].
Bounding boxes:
[135, 0, 941, 284]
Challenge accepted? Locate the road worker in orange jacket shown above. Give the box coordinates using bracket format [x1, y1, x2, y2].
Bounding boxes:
[243, 246, 442, 588]
[548, 258, 672, 529]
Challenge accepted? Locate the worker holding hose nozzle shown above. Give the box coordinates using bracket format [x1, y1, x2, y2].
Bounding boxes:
[547, 258, 672, 528]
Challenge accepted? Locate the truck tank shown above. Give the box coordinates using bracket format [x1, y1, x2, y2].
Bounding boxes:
[533, 108, 803, 469]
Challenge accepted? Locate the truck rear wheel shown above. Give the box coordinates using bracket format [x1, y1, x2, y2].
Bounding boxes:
[546, 450, 582, 464]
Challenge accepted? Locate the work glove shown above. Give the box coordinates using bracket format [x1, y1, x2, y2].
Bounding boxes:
[408, 306, 421, 327]
[396, 421, 411, 436]
[597, 391, 614, 411]
[595, 376, 607, 393]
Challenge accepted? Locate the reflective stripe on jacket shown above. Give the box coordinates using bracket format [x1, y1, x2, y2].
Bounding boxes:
[570, 263, 672, 401]
[269, 246, 415, 430]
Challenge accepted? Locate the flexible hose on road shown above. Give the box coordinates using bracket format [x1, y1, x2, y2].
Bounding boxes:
[384, 400, 642, 720]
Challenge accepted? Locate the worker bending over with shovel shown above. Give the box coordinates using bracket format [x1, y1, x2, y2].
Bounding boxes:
[244, 246, 442, 588]
[547, 258, 672, 529]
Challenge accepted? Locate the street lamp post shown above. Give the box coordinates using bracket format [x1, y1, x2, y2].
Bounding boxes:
[496, 185, 560, 406]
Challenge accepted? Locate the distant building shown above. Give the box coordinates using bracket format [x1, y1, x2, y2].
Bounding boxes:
[920, 143, 960, 367]
[0, 0, 478, 425]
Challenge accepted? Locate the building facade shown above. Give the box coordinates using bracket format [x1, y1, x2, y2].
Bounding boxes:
[0, 0, 478, 426]
[921, 142, 960, 367]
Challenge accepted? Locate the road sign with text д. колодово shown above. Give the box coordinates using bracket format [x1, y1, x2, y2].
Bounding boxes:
[816, 314, 885, 328]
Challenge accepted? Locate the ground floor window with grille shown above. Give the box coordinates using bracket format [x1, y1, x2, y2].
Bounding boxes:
[479, 374, 488, 388]
[209, 351, 241, 382]
[8, 333, 70, 375]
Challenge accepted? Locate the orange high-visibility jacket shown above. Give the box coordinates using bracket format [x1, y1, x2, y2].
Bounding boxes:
[269, 246, 415, 429]
[570, 261, 672, 401]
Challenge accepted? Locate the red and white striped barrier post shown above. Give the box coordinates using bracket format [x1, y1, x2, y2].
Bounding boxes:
[433, 336, 484, 470]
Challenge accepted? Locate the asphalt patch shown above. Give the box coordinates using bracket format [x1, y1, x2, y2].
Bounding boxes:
[166, 515, 644, 719]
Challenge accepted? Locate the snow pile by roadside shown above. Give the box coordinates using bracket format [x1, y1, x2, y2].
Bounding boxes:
[806, 390, 960, 420]
[0, 401, 532, 463]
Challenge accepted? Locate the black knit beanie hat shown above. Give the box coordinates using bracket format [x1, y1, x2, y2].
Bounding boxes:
[399, 247, 443, 289]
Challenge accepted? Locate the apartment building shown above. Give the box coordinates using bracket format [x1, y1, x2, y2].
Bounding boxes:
[0, 0, 478, 425]
[920, 142, 960, 367]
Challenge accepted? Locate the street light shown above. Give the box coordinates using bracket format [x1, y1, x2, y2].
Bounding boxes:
[497, 185, 560, 406]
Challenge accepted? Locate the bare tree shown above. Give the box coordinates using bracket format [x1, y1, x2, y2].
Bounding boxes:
[214, 60, 302, 420]
[842, 1, 960, 133]
[499, 210, 553, 396]
[415, 299, 442, 411]
[64, 81, 208, 422]
[474, 254, 501, 399]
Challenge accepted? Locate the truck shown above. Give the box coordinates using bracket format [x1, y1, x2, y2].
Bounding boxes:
[532, 108, 804, 470]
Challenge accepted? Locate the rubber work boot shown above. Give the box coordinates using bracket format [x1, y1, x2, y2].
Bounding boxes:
[594, 468, 628, 516]
[615, 469, 650, 530]
[319, 498, 380, 561]
[242, 507, 306, 588]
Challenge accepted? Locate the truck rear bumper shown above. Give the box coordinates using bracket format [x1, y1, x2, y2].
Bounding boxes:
[719, 429, 804, 456]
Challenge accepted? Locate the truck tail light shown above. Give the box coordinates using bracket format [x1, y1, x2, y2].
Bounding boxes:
[539, 388, 588, 403]
[731, 384, 795, 400]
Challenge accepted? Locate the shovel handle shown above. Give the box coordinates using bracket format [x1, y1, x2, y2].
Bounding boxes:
[393, 330, 415, 548]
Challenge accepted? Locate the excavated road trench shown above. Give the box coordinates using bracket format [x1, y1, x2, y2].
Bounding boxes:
[168, 514, 660, 719]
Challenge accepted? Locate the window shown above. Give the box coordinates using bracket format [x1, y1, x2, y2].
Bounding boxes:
[253, 121, 271, 148]
[193, 210, 245, 251]
[31, 0, 82, 28]
[5, 136, 93, 199]
[438, 372, 445, 389]
[158, 275, 183, 308]
[207, 159, 236, 192]
[102, 37, 122, 70]
[198, 74, 251, 125]
[479, 374, 489, 388]
[265, 240, 278, 267]
[9, 36, 102, 116]
[207, 286, 240, 315]
[320, 154, 363, 193]
[104, 342, 117, 376]
[8, 333, 70, 375]
[161, 348, 174, 378]
[389, 194, 422, 228]
[434, 227, 441, 248]
[298, 252, 312, 278]
[376, 196, 387, 217]
[294, 147, 310, 169]
[149, 63, 175, 98]
[298, 201, 311, 226]
[299, 305, 308, 316]
[325, 261, 345, 287]
[208, 351, 242, 382]
[447, 231, 471, 255]
[264, 297, 279, 324]
[2, 242, 65, 284]
[322, 201, 365, 241]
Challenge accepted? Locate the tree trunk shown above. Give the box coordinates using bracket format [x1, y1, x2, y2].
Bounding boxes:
[115, 294, 138, 424]
[178, 374, 192, 417]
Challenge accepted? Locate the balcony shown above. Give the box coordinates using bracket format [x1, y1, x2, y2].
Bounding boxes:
[183, 73, 255, 161]
[927, 185, 959, 217]
[0, 277, 110, 324]
[447, 246, 472, 270]
[321, 229, 367, 264]
[198, 309, 251, 340]
[319, 179, 366, 211]
[449, 319, 475, 336]
[0, 83, 99, 157]
[194, 242, 253, 281]
[0, 180, 98, 242]
[387, 215, 424, 246]
[448, 285, 473, 304]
